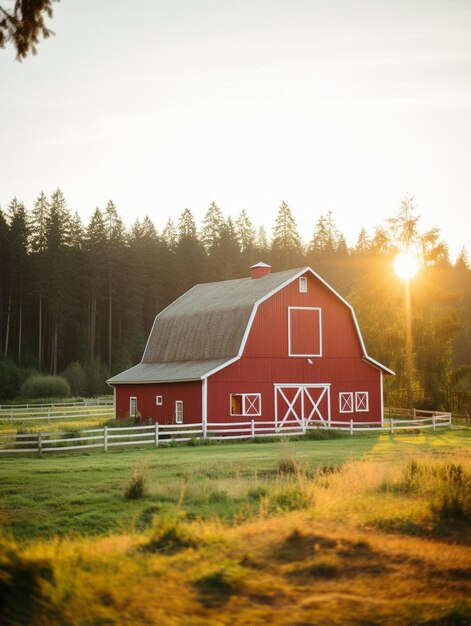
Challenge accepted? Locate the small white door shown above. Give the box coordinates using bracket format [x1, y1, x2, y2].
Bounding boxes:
[274, 384, 330, 427]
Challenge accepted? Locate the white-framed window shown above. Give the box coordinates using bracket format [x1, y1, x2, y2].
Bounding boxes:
[129, 396, 137, 418]
[230, 393, 262, 416]
[288, 306, 322, 357]
[156, 395, 163, 406]
[339, 392, 353, 413]
[355, 391, 369, 412]
[175, 400, 183, 424]
[299, 276, 308, 293]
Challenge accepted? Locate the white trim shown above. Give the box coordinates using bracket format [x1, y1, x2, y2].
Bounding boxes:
[288, 306, 322, 357]
[129, 396, 137, 418]
[140, 285, 198, 363]
[202, 378, 207, 437]
[299, 276, 308, 293]
[156, 395, 163, 406]
[175, 400, 184, 424]
[202, 356, 240, 379]
[362, 356, 395, 376]
[230, 393, 262, 417]
[274, 384, 331, 427]
[355, 391, 369, 412]
[339, 392, 354, 413]
[236, 266, 394, 375]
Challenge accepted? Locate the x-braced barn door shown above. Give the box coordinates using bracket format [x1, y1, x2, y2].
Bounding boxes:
[274, 384, 331, 428]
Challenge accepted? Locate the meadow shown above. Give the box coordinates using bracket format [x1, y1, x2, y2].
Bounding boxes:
[0, 430, 470, 625]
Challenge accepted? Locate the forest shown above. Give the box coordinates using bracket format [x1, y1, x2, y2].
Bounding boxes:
[0, 190, 470, 410]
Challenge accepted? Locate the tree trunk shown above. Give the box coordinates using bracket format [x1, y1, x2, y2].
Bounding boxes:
[4, 295, 11, 358]
[18, 299, 22, 364]
[38, 294, 42, 370]
[90, 292, 96, 363]
[108, 273, 112, 373]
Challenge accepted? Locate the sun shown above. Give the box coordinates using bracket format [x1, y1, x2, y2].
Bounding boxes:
[394, 252, 419, 280]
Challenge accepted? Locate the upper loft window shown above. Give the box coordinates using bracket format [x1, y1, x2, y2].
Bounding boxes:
[299, 277, 308, 293]
[288, 306, 322, 357]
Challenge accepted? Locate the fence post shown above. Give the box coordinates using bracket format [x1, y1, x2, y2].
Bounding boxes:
[48, 407, 51, 424]
[350, 419, 353, 436]
[413, 408, 416, 419]
[155, 422, 159, 447]
[432, 414, 436, 431]
[104, 426, 108, 452]
[251, 419, 255, 438]
[390, 418, 394, 435]
[38, 431, 42, 457]
[302, 417, 306, 434]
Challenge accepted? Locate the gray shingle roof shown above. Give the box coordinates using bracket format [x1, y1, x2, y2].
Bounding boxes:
[141, 267, 303, 363]
[107, 359, 230, 384]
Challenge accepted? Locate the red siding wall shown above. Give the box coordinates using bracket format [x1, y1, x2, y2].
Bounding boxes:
[115, 381, 202, 424]
[207, 272, 382, 425]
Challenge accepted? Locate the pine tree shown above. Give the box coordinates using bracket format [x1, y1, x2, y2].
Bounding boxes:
[271, 201, 302, 269]
[104, 200, 125, 373]
[4, 198, 29, 362]
[85, 208, 107, 365]
[235, 209, 255, 253]
[201, 201, 224, 252]
[176, 209, 205, 291]
[29, 191, 49, 368]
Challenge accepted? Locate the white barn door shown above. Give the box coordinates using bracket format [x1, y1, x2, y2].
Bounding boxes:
[274, 384, 331, 428]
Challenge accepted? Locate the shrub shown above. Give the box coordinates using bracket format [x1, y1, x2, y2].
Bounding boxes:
[0, 536, 59, 624]
[247, 485, 269, 501]
[277, 455, 302, 476]
[124, 466, 147, 500]
[270, 484, 313, 511]
[304, 428, 348, 440]
[144, 512, 199, 553]
[430, 483, 471, 526]
[194, 569, 235, 607]
[62, 361, 87, 397]
[20, 375, 71, 399]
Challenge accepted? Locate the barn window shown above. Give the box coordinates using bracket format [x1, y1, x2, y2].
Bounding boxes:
[339, 392, 353, 413]
[288, 307, 322, 357]
[175, 400, 184, 424]
[299, 277, 308, 293]
[230, 393, 261, 416]
[355, 392, 369, 412]
[129, 396, 137, 418]
[156, 395, 163, 406]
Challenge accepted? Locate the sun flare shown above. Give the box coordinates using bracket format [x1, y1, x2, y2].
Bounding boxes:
[394, 252, 419, 280]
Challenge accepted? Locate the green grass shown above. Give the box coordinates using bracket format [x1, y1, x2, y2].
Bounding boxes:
[0, 430, 469, 541]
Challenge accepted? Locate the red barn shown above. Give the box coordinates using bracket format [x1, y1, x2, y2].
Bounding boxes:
[108, 263, 394, 431]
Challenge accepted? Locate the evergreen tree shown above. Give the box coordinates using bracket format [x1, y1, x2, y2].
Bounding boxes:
[176, 209, 206, 292]
[4, 198, 29, 362]
[201, 201, 224, 252]
[271, 201, 302, 269]
[29, 191, 49, 368]
[235, 209, 255, 253]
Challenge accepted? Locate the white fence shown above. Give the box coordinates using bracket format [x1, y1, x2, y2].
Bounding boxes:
[0, 413, 452, 456]
[0, 402, 114, 423]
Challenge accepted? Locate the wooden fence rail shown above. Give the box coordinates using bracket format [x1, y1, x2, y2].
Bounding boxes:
[0, 412, 453, 456]
[0, 405, 113, 423]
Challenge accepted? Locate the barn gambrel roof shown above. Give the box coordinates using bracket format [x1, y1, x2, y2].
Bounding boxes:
[107, 266, 394, 385]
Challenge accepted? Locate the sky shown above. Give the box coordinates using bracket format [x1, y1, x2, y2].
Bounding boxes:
[1, 0, 470, 259]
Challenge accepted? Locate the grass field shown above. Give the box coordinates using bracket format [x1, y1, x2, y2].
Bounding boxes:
[0, 430, 470, 624]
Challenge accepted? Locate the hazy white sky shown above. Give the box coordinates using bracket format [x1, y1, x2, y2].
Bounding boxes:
[1, 0, 470, 258]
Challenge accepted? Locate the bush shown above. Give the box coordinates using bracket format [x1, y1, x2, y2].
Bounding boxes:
[124, 466, 147, 500]
[0, 360, 35, 402]
[144, 512, 199, 553]
[0, 536, 59, 624]
[62, 362, 88, 396]
[20, 375, 71, 399]
[277, 455, 302, 476]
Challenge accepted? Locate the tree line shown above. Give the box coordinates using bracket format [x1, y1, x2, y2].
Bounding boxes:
[0, 191, 470, 410]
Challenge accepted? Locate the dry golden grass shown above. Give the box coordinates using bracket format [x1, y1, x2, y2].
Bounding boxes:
[7, 510, 467, 626]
